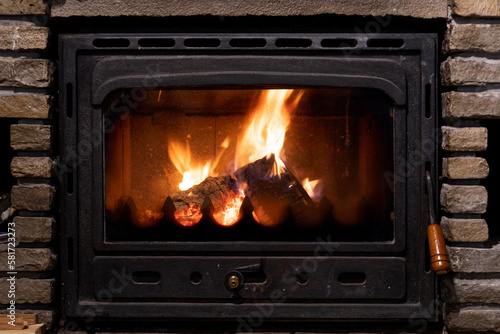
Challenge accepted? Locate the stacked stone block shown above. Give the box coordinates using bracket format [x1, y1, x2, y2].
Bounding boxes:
[441, 0, 500, 332]
[0, 0, 57, 330]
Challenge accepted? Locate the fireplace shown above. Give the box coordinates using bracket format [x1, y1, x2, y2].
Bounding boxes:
[59, 33, 437, 326]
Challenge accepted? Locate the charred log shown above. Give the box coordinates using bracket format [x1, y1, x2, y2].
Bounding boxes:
[169, 154, 316, 227]
[170, 175, 238, 212]
[234, 154, 315, 227]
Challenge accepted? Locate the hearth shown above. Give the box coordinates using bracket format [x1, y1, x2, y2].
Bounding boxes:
[59, 33, 438, 326]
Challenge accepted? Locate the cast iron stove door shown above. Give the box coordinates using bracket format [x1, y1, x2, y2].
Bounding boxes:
[59, 33, 437, 324]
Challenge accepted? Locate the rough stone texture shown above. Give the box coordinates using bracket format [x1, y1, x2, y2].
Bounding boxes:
[442, 91, 500, 119]
[51, 0, 447, 18]
[442, 157, 489, 179]
[445, 306, 500, 332]
[11, 184, 55, 211]
[0, 25, 49, 51]
[444, 24, 500, 53]
[0, 278, 54, 304]
[441, 57, 500, 86]
[11, 157, 53, 178]
[448, 243, 500, 273]
[0, 0, 47, 15]
[441, 217, 489, 242]
[0, 59, 53, 88]
[451, 0, 500, 17]
[0, 248, 56, 271]
[13, 216, 56, 243]
[0, 309, 56, 329]
[10, 124, 52, 151]
[441, 126, 488, 152]
[440, 184, 487, 214]
[0, 94, 52, 119]
[443, 277, 500, 303]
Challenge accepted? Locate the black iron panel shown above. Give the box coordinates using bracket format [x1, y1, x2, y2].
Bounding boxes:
[91, 56, 407, 105]
[93, 257, 406, 300]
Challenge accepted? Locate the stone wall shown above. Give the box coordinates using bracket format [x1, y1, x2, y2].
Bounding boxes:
[441, 0, 500, 332]
[0, 0, 57, 331]
[0, 0, 499, 333]
[50, 0, 448, 19]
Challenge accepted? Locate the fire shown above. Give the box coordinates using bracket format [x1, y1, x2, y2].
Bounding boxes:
[174, 204, 203, 227]
[302, 178, 323, 201]
[213, 190, 245, 227]
[168, 136, 230, 190]
[168, 89, 305, 228]
[234, 89, 304, 177]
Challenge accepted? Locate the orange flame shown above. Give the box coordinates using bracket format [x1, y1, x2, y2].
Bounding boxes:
[234, 89, 303, 177]
[168, 136, 230, 190]
[302, 178, 323, 201]
[213, 190, 245, 227]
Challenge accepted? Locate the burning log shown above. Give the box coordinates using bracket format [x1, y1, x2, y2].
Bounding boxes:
[234, 154, 315, 227]
[171, 175, 237, 212]
[169, 154, 316, 228]
[162, 196, 204, 228]
[170, 175, 240, 226]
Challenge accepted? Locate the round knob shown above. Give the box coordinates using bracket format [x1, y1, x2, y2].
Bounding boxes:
[225, 271, 244, 292]
[228, 275, 239, 288]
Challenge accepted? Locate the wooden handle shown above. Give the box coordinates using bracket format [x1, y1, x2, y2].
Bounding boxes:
[428, 224, 450, 275]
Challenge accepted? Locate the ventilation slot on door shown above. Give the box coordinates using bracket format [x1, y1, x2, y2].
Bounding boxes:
[338, 272, 366, 285]
[132, 271, 161, 284]
[321, 38, 358, 48]
[184, 38, 221, 48]
[229, 38, 267, 48]
[275, 38, 312, 48]
[138, 38, 175, 48]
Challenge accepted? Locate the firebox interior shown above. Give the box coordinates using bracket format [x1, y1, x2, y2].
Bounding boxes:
[104, 86, 394, 242]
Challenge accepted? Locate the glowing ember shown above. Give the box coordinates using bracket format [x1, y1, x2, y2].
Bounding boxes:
[174, 204, 203, 227]
[213, 191, 245, 227]
[234, 89, 304, 177]
[168, 136, 230, 191]
[136, 209, 164, 227]
[302, 178, 323, 201]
